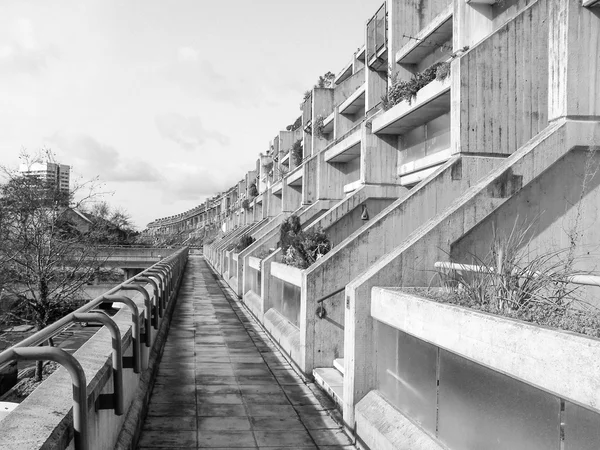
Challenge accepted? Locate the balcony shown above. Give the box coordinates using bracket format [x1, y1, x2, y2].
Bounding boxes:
[322, 112, 334, 135]
[395, 5, 453, 65]
[286, 165, 303, 187]
[366, 3, 387, 72]
[323, 128, 361, 163]
[372, 77, 451, 135]
[271, 179, 283, 195]
[339, 83, 366, 116]
[335, 60, 353, 85]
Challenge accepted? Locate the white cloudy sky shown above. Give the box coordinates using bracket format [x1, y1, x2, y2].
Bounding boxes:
[0, 0, 383, 229]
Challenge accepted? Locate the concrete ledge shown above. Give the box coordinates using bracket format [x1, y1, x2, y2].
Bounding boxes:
[263, 308, 301, 366]
[372, 287, 600, 412]
[243, 290, 264, 322]
[271, 262, 303, 287]
[248, 256, 261, 271]
[355, 391, 443, 450]
[0, 287, 151, 450]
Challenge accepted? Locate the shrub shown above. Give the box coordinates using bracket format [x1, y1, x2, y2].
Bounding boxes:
[286, 116, 302, 131]
[235, 234, 254, 252]
[291, 139, 303, 166]
[314, 115, 326, 139]
[279, 215, 332, 269]
[262, 161, 273, 174]
[382, 62, 447, 111]
[241, 199, 250, 210]
[248, 182, 259, 197]
[435, 218, 600, 338]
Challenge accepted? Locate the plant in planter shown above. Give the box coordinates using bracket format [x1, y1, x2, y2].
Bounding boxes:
[262, 161, 273, 175]
[382, 60, 457, 111]
[436, 219, 600, 338]
[286, 116, 302, 131]
[248, 182, 259, 198]
[235, 234, 254, 252]
[314, 115, 326, 139]
[279, 215, 332, 269]
[241, 199, 250, 210]
[291, 139, 303, 166]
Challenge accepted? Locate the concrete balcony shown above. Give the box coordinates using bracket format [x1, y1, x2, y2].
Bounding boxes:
[286, 165, 303, 187]
[323, 128, 361, 163]
[372, 77, 451, 135]
[395, 5, 453, 65]
[338, 83, 366, 116]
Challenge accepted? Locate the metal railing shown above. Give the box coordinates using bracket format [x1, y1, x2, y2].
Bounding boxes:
[434, 261, 600, 287]
[366, 2, 387, 63]
[315, 286, 346, 319]
[0, 247, 189, 450]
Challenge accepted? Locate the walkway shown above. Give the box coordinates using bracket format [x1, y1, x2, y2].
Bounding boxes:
[138, 256, 355, 449]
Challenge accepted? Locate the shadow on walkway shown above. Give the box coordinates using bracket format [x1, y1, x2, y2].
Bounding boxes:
[138, 256, 355, 449]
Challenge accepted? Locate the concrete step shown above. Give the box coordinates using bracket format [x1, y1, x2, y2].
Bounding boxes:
[313, 367, 343, 410]
[333, 358, 344, 375]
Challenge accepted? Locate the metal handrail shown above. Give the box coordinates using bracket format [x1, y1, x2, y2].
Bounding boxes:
[0, 247, 189, 450]
[316, 286, 346, 304]
[434, 261, 600, 287]
[315, 286, 346, 320]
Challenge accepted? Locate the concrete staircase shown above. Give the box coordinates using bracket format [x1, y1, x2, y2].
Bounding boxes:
[313, 358, 345, 409]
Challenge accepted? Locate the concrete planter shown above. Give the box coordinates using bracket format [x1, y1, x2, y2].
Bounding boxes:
[371, 287, 600, 412]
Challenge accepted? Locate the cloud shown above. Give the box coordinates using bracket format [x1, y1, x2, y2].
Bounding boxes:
[155, 113, 229, 151]
[0, 18, 57, 75]
[49, 133, 162, 183]
[160, 163, 235, 202]
[177, 46, 199, 62]
[160, 54, 260, 105]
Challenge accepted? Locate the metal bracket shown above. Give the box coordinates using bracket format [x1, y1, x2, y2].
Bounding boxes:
[95, 393, 115, 411]
[102, 295, 141, 374]
[73, 312, 124, 416]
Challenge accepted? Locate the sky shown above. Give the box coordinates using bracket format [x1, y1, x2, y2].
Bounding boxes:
[0, 0, 384, 229]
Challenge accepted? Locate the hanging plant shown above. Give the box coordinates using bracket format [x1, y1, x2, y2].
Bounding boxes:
[291, 139, 303, 166]
[314, 115, 326, 139]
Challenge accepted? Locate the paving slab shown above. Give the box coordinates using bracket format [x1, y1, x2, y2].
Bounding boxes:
[139, 256, 355, 449]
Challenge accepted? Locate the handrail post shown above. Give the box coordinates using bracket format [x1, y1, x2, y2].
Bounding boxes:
[144, 268, 167, 313]
[102, 295, 141, 374]
[7, 347, 88, 450]
[134, 276, 162, 318]
[119, 284, 153, 343]
[72, 312, 124, 416]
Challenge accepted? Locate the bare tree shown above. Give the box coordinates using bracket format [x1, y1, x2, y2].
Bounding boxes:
[0, 154, 115, 380]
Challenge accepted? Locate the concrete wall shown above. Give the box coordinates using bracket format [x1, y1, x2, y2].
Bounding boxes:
[0, 252, 187, 450]
[457, 0, 550, 156]
[342, 120, 600, 427]
[451, 148, 600, 307]
[301, 155, 499, 375]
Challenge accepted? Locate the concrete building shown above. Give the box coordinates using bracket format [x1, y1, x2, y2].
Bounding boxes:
[3, 1, 600, 448]
[147, 1, 600, 448]
[19, 161, 71, 194]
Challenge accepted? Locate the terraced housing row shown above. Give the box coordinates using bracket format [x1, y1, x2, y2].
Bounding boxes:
[146, 0, 600, 448]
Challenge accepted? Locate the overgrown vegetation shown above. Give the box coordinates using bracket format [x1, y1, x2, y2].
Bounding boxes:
[286, 116, 302, 132]
[435, 216, 600, 338]
[299, 71, 336, 110]
[382, 62, 450, 111]
[262, 161, 273, 174]
[235, 234, 255, 252]
[291, 140, 303, 166]
[313, 115, 326, 139]
[279, 215, 332, 269]
[248, 182, 259, 198]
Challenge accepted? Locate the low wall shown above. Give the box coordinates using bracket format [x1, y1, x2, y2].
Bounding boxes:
[358, 287, 600, 450]
[0, 251, 188, 450]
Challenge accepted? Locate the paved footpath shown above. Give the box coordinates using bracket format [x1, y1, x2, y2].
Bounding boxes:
[138, 256, 355, 449]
